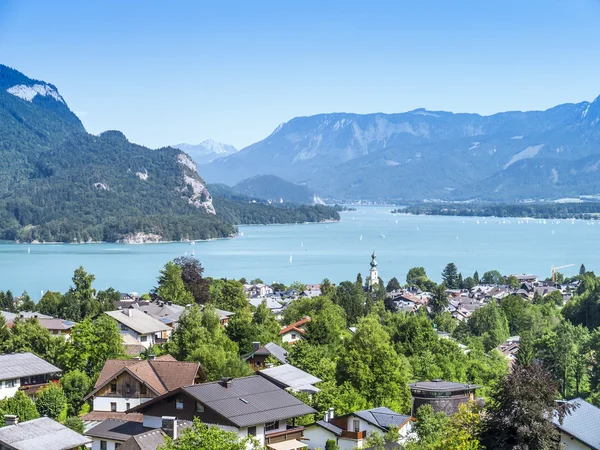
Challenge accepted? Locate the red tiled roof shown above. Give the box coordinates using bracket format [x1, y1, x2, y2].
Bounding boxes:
[280, 317, 310, 335]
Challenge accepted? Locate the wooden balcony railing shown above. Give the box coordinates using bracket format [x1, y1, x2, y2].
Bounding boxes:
[340, 430, 367, 440]
[265, 426, 305, 444]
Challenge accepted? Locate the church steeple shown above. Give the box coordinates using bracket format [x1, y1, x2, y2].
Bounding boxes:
[368, 250, 380, 287]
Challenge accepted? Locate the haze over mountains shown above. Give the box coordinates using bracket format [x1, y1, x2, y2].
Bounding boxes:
[172, 140, 237, 165]
[204, 98, 600, 202]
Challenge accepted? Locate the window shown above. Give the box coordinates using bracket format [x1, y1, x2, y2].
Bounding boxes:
[126, 402, 130, 410]
[291, 333, 297, 340]
[140, 384, 147, 395]
[111, 402, 117, 412]
[4, 379, 16, 388]
[110, 383, 117, 393]
[140, 335, 148, 342]
[100, 440, 107, 450]
[255, 361, 261, 367]
[248, 426, 256, 436]
[196, 402, 204, 413]
[353, 420, 360, 433]
[265, 421, 278, 432]
[176, 399, 184, 410]
[115, 444, 121, 449]
[120, 324, 128, 331]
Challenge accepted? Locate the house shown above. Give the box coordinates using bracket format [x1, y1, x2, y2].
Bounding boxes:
[81, 355, 201, 429]
[250, 297, 286, 320]
[553, 398, 600, 449]
[38, 318, 77, 338]
[244, 342, 288, 371]
[258, 364, 321, 394]
[1, 311, 53, 321]
[244, 284, 274, 298]
[128, 375, 316, 449]
[303, 407, 412, 450]
[280, 317, 310, 344]
[0, 352, 62, 399]
[131, 301, 234, 328]
[0, 416, 91, 450]
[512, 274, 539, 284]
[105, 309, 172, 348]
[409, 380, 480, 416]
[496, 336, 520, 368]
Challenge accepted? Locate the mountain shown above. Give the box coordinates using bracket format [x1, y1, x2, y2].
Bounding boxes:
[204, 99, 600, 201]
[173, 140, 237, 165]
[0, 65, 338, 242]
[233, 175, 324, 205]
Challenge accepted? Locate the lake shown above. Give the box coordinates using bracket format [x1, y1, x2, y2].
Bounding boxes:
[0, 206, 597, 299]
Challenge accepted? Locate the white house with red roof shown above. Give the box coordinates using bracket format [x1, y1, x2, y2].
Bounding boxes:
[280, 316, 311, 344]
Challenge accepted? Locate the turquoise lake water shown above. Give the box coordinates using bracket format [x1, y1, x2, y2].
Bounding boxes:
[0, 206, 597, 299]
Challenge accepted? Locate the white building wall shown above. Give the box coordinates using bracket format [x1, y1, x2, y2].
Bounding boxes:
[303, 426, 336, 449]
[559, 432, 592, 450]
[91, 437, 121, 450]
[0, 379, 20, 399]
[93, 396, 152, 412]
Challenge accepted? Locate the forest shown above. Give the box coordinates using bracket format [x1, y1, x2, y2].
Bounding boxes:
[400, 202, 600, 219]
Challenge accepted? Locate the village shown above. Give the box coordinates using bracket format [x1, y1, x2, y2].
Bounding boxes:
[0, 254, 599, 450]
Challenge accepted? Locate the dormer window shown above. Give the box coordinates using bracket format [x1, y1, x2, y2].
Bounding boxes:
[176, 399, 184, 410]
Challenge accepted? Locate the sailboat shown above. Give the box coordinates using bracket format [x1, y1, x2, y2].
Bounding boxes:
[190, 241, 196, 246]
[289, 255, 293, 264]
[27, 247, 30, 254]
[359, 235, 363, 241]
[301, 242, 304, 247]
[192, 249, 195, 256]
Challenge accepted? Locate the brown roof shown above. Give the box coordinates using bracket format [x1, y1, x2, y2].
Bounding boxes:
[280, 317, 310, 335]
[81, 411, 144, 423]
[86, 356, 200, 400]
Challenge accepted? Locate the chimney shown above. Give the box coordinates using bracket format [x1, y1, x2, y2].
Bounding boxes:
[126, 308, 134, 317]
[252, 342, 261, 352]
[219, 377, 233, 388]
[162, 416, 178, 440]
[329, 407, 334, 420]
[324, 411, 329, 422]
[4, 415, 18, 426]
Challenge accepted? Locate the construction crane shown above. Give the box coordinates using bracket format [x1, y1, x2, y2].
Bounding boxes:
[551, 264, 574, 283]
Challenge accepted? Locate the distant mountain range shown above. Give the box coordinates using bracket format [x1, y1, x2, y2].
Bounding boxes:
[0, 65, 338, 242]
[203, 98, 600, 202]
[233, 175, 325, 205]
[173, 140, 237, 165]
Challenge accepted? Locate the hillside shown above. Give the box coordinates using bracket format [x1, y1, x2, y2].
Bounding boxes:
[173, 140, 237, 165]
[0, 65, 338, 243]
[233, 175, 324, 205]
[204, 99, 600, 201]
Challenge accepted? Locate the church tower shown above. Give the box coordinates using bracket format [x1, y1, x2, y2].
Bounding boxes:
[368, 251, 380, 287]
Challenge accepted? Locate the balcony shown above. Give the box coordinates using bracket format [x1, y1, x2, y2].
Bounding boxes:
[265, 426, 305, 445]
[340, 430, 367, 440]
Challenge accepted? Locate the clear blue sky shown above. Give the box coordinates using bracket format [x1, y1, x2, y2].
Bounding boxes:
[1, 0, 599, 149]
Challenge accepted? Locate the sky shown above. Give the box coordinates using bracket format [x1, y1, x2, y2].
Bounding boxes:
[1, 0, 599, 150]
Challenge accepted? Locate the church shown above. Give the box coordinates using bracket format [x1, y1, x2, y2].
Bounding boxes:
[367, 251, 380, 288]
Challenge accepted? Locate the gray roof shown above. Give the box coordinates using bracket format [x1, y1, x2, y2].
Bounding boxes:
[105, 309, 171, 334]
[264, 342, 288, 363]
[180, 376, 316, 427]
[0, 352, 62, 381]
[258, 364, 321, 393]
[314, 420, 343, 436]
[85, 419, 149, 442]
[119, 429, 167, 450]
[0, 417, 91, 450]
[553, 398, 600, 450]
[409, 380, 480, 393]
[1, 311, 53, 321]
[352, 407, 411, 432]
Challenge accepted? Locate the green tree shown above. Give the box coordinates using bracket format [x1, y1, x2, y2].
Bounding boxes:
[36, 383, 68, 422]
[155, 261, 194, 306]
[0, 391, 40, 425]
[64, 416, 84, 434]
[159, 418, 261, 450]
[429, 284, 449, 316]
[505, 275, 520, 289]
[321, 278, 335, 297]
[333, 281, 365, 325]
[462, 276, 476, 291]
[60, 370, 92, 416]
[325, 440, 340, 450]
[438, 402, 482, 450]
[336, 316, 412, 413]
[17, 291, 35, 312]
[69, 266, 99, 320]
[174, 256, 210, 304]
[481, 270, 504, 285]
[580, 263, 587, 276]
[467, 302, 509, 351]
[386, 277, 401, 292]
[209, 279, 248, 312]
[407, 404, 449, 449]
[480, 362, 568, 450]
[36, 291, 62, 317]
[442, 263, 459, 289]
[60, 315, 125, 379]
[290, 281, 307, 292]
[473, 271, 480, 284]
[3, 317, 54, 358]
